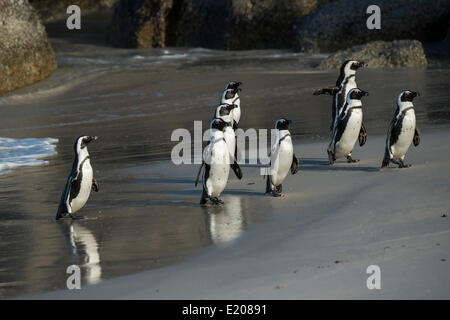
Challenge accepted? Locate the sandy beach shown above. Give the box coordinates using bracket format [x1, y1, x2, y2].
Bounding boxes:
[1, 10, 450, 299]
[21, 126, 450, 299]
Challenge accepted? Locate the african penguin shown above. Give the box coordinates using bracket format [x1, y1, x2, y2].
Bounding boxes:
[215, 103, 243, 179]
[220, 81, 242, 130]
[265, 118, 299, 197]
[327, 88, 369, 165]
[381, 90, 421, 168]
[313, 60, 368, 145]
[199, 118, 231, 205]
[56, 136, 99, 220]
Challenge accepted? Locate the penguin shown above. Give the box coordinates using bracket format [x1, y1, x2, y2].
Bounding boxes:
[327, 88, 369, 165]
[56, 136, 99, 220]
[313, 60, 368, 145]
[265, 118, 300, 197]
[215, 103, 243, 179]
[381, 90, 421, 168]
[220, 81, 242, 130]
[199, 118, 231, 205]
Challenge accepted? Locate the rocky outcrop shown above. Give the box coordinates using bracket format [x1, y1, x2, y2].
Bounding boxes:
[293, 0, 450, 53]
[29, 0, 117, 23]
[318, 40, 427, 69]
[165, 0, 228, 49]
[0, 0, 57, 95]
[224, 0, 332, 49]
[108, 0, 174, 48]
[109, 0, 332, 49]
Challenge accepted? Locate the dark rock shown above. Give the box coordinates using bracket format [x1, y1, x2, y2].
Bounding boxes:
[293, 0, 450, 53]
[108, 0, 174, 48]
[225, 0, 332, 49]
[319, 40, 427, 69]
[29, 0, 117, 22]
[0, 0, 57, 95]
[108, 0, 332, 49]
[166, 0, 228, 49]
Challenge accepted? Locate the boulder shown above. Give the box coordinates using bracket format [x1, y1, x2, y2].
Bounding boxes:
[293, 0, 450, 53]
[0, 0, 57, 95]
[108, 0, 174, 48]
[29, 0, 117, 23]
[108, 0, 332, 49]
[318, 40, 427, 69]
[224, 0, 332, 49]
[165, 0, 228, 49]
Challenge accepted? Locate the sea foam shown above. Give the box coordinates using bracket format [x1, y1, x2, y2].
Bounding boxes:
[0, 137, 58, 175]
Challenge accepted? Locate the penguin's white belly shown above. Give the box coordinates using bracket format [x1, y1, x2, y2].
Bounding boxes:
[206, 143, 230, 197]
[335, 110, 362, 158]
[271, 141, 293, 186]
[391, 113, 416, 159]
[70, 161, 93, 213]
[223, 128, 235, 161]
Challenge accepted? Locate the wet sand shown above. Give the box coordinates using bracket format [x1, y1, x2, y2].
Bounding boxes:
[1, 30, 450, 298]
[28, 128, 450, 299]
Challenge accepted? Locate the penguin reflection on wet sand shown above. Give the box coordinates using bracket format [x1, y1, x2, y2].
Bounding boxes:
[265, 118, 299, 197]
[215, 103, 243, 179]
[220, 81, 242, 130]
[314, 60, 368, 145]
[327, 88, 369, 165]
[56, 136, 99, 220]
[198, 118, 231, 205]
[382, 90, 421, 169]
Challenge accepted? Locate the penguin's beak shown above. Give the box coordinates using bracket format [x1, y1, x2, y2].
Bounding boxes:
[412, 92, 420, 97]
[356, 61, 367, 68]
[286, 120, 292, 125]
[84, 136, 98, 144]
[362, 91, 369, 96]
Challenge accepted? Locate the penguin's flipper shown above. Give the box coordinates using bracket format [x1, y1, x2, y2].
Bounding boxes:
[231, 160, 243, 179]
[313, 87, 339, 96]
[92, 178, 99, 192]
[194, 162, 204, 187]
[56, 166, 78, 220]
[381, 146, 390, 168]
[291, 153, 300, 175]
[359, 123, 368, 146]
[413, 127, 421, 147]
[265, 173, 272, 194]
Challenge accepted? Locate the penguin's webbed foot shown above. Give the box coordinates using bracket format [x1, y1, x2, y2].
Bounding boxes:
[398, 162, 412, 168]
[270, 185, 282, 197]
[211, 197, 224, 205]
[346, 155, 359, 163]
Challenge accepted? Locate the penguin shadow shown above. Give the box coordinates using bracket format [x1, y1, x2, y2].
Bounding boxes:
[223, 189, 263, 197]
[300, 157, 380, 172]
[108, 177, 196, 185]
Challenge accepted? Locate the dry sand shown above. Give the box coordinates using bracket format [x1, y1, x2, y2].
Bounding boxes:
[28, 127, 450, 299]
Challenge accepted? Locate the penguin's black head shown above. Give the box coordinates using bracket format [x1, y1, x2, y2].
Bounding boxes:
[74, 135, 98, 153]
[210, 118, 230, 131]
[218, 103, 237, 116]
[341, 60, 366, 74]
[400, 90, 420, 102]
[226, 81, 242, 93]
[348, 88, 369, 100]
[275, 118, 292, 130]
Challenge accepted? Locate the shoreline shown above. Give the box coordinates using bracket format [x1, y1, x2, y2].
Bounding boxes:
[23, 128, 450, 299]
